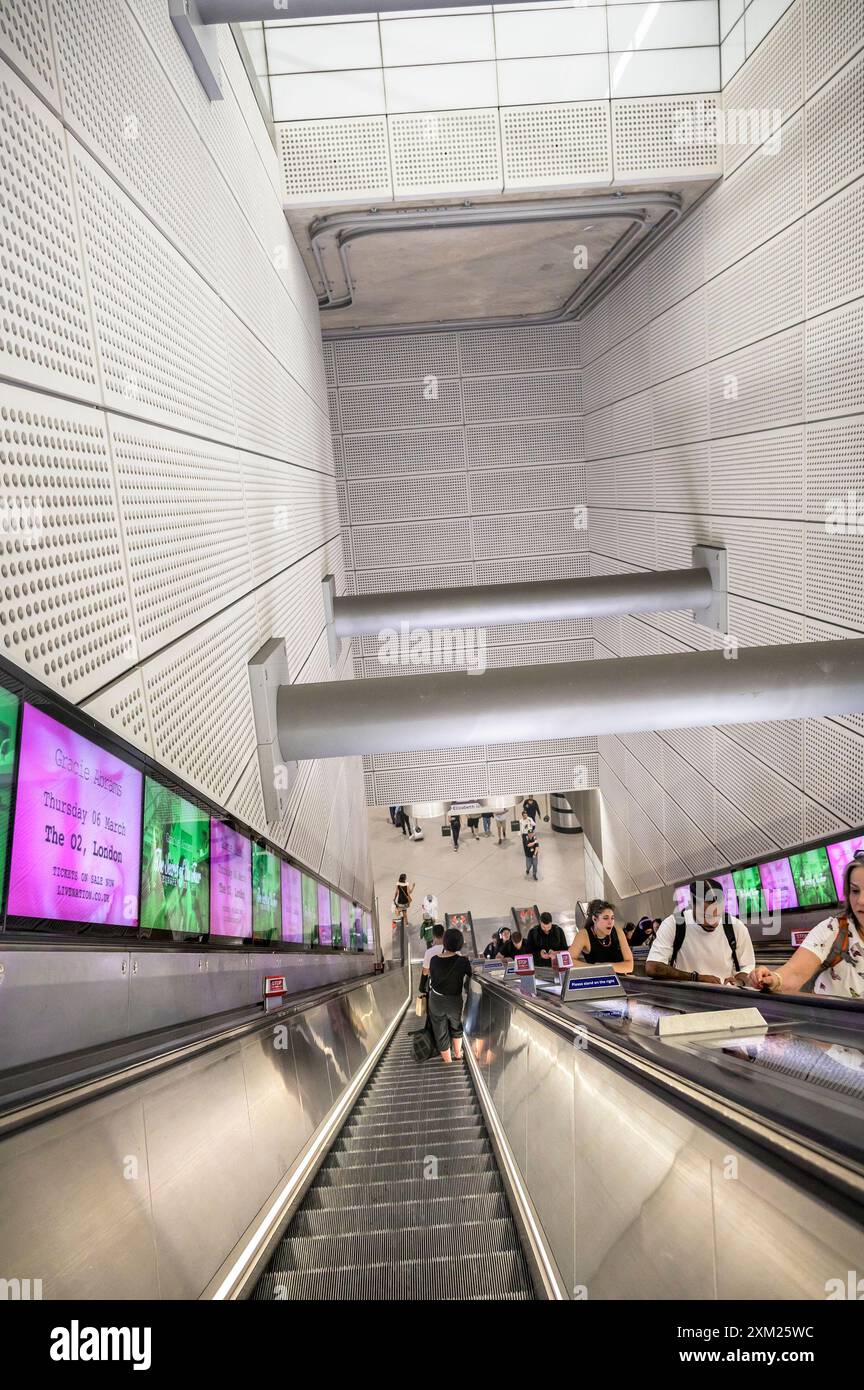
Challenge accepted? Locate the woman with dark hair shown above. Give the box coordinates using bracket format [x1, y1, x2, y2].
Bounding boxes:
[427, 927, 473, 1063]
[749, 851, 864, 999]
[570, 899, 634, 975]
[393, 873, 414, 933]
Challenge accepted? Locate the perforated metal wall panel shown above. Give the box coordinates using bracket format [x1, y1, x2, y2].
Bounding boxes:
[0, 61, 99, 401]
[465, 419, 584, 469]
[805, 415, 864, 521]
[277, 117, 392, 204]
[708, 326, 805, 436]
[339, 380, 463, 432]
[806, 176, 864, 317]
[804, 50, 864, 209]
[650, 290, 708, 384]
[722, 0, 803, 174]
[343, 428, 466, 477]
[703, 111, 804, 277]
[335, 333, 460, 386]
[51, 0, 214, 281]
[348, 473, 469, 525]
[351, 518, 471, 570]
[501, 101, 612, 188]
[803, 0, 864, 97]
[468, 465, 584, 515]
[611, 96, 722, 181]
[806, 299, 864, 420]
[81, 664, 151, 759]
[109, 417, 251, 658]
[0, 383, 135, 699]
[459, 324, 580, 376]
[389, 109, 503, 197]
[707, 223, 804, 359]
[462, 372, 582, 423]
[709, 428, 804, 517]
[0, 0, 57, 108]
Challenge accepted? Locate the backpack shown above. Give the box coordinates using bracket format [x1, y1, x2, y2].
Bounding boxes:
[822, 916, 855, 973]
[670, 915, 740, 974]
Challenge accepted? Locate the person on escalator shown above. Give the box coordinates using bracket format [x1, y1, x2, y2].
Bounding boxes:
[748, 851, 864, 1000]
[428, 928, 472, 1064]
[525, 912, 567, 966]
[420, 923, 446, 997]
[646, 879, 755, 986]
[570, 899, 634, 975]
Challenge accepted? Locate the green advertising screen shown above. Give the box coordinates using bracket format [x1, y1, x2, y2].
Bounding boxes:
[0, 685, 20, 897]
[252, 844, 281, 941]
[732, 864, 765, 915]
[140, 779, 209, 935]
[301, 872, 317, 946]
[789, 846, 836, 908]
[330, 888, 342, 947]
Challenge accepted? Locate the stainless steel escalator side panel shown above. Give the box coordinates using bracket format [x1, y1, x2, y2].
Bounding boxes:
[465, 976, 864, 1301]
[572, 1056, 717, 1300]
[0, 949, 132, 1070]
[0, 967, 409, 1301]
[0, 941, 376, 1071]
[0, 1085, 159, 1301]
[239, 1026, 310, 1205]
[521, 1013, 577, 1296]
[144, 1041, 262, 1302]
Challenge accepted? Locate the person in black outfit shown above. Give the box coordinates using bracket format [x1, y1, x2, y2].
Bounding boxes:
[483, 926, 515, 960]
[525, 911, 567, 966]
[522, 795, 541, 825]
[428, 927, 473, 1063]
[570, 899, 634, 975]
[448, 813, 461, 851]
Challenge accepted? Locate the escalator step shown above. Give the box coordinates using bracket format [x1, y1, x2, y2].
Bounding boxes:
[322, 1136, 491, 1168]
[270, 1216, 520, 1272]
[254, 1249, 533, 1301]
[333, 1122, 484, 1151]
[290, 1191, 511, 1237]
[337, 1117, 480, 1139]
[354, 1097, 478, 1117]
[343, 1107, 481, 1134]
[315, 1152, 498, 1186]
[301, 1171, 505, 1207]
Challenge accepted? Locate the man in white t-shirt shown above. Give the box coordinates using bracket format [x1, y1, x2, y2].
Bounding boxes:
[420, 923, 445, 986]
[647, 879, 755, 986]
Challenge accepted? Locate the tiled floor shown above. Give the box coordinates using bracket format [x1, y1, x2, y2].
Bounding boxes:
[368, 804, 587, 951]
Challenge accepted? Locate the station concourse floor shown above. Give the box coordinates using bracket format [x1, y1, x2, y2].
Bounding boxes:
[367, 803, 587, 949]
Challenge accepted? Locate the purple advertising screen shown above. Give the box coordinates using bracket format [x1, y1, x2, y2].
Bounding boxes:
[714, 873, 739, 916]
[7, 703, 143, 926]
[758, 857, 798, 912]
[827, 836, 864, 902]
[341, 897, 351, 948]
[281, 862, 303, 943]
[317, 882, 332, 946]
[673, 885, 690, 913]
[209, 822, 252, 938]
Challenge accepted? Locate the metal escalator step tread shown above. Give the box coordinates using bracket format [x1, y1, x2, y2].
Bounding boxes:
[339, 1123, 483, 1146]
[354, 1097, 477, 1116]
[290, 1191, 511, 1237]
[315, 1153, 498, 1186]
[333, 1122, 484, 1150]
[302, 1171, 504, 1206]
[270, 1217, 521, 1272]
[344, 1107, 481, 1133]
[254, 1249, 533, 1300]
[365, 1079, 474, 1094]
[322, 1137, 491, 1167]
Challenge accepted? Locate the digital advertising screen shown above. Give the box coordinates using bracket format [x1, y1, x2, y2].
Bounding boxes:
[363, 910, 373, 951]
[715, 873, 739, 917]
[317, 882, 332, 946]
[281, 862, 303, 943]
[140, 779, 209, 935]
[330, 888, 342, 947]
[789, 845, 836, 908]
[827, 835, 864, 902]
[301, 872, 317, 946]
[732, 865, 765, 916]
[252, 844, 281, 942]
[7, 703, 143, 927]
[341, 897, 352, 949]
[758, 857, 798, 912]
[210, 822, 252, 938]
[0, 684, 19, 897]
